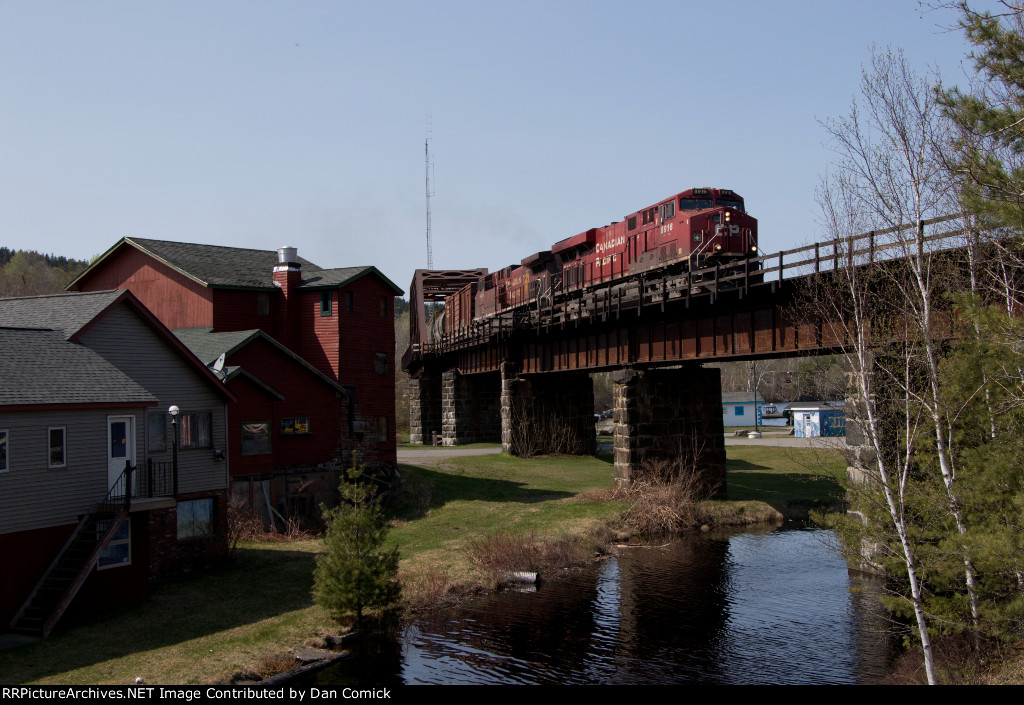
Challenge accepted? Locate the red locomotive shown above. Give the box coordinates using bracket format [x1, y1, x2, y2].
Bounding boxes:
[444, 187, 757, 334]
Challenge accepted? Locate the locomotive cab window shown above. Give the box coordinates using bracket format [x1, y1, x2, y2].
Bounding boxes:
[679, 197, 714, 210]
[718, 199, 744, 211]
[659, 201, 675, 221]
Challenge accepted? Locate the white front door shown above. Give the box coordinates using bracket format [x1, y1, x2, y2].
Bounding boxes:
[107, 416, 135, 494]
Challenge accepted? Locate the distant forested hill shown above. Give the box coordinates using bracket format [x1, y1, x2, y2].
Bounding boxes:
[0, 247, 89, 297]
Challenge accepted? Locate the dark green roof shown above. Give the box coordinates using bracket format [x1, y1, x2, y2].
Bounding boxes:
[172, 327, 348, 395]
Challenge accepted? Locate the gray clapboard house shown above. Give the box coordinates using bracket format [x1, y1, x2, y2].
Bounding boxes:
[0, 290, 233, 637]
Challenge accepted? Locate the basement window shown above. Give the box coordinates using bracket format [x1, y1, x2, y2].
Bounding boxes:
[97, 519, 130, 569]
[178, 498, 214, 540]
[320, 291, 332, 316]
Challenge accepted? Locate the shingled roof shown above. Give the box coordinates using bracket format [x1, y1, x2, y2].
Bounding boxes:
[0, 290, 124, 339]
[0, 290, 234, 403]
[69, 237, 402, 294]
[0, 327, 155, 407]
[172, 327, 348, 394]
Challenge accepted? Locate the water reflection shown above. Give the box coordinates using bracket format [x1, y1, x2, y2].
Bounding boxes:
[316, 528, 888, 685]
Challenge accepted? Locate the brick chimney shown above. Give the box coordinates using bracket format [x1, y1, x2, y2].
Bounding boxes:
[273, 246, 301, 351]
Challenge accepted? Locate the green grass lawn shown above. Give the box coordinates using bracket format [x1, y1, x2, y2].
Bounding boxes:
[0, 445, 844, 686]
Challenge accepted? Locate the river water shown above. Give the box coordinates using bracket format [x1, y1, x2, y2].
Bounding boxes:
[315, 527, 890, 685]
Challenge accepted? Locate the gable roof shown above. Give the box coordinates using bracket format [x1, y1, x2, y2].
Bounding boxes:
[0, 290, 124, 339]
[0, 327, 156, 408]
[69, 237, 403, 295]
[0, 290, 234, 402]
[172, 327, 348, 395]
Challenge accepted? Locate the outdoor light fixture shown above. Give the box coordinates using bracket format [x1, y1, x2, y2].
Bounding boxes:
[169, 404, 179, 496]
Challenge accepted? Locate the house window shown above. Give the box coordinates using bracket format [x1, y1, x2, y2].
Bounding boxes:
[345, 291, 354, 314]
[735, 406, 745, 416]
[0, 429, 7, 472]
[179, 412, 212, 449]
[258, 293, 270, 315]
[147, 412, 166, 452]
[320, 291, 332, 316]
[377, 416, 388, 443]
[374, 353, 388, 375]
[379, 296, 387, 318]
[241, 422, 271, 455]
[48, 427, 66, 468]
[178, 498, 214, 540]
[280, 417, 310, 435]
[97, 519, 130, 569]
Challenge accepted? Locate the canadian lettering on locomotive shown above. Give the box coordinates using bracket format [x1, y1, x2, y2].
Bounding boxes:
[441, 187, 758, 335]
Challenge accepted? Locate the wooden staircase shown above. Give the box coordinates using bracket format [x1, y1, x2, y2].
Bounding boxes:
[9, 464, 133, 638]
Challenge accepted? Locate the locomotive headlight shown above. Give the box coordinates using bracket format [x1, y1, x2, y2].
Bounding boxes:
[751, 246, 758, 253]
[724, 211, 731, 222]
[715, 244, 723, 252]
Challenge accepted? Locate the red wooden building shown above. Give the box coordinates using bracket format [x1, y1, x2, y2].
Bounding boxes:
[68, 238, 402, 518]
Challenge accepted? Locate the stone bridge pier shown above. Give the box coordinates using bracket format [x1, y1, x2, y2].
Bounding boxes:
[500, 362, 596, 457]
[408, 370, 502, 446]
[611, 367, 726, 491]
[410, 363, 727, 493]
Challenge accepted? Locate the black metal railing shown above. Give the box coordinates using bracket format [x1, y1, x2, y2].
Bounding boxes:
[144, 458, 176, 498]
[98, 461, 134, 514]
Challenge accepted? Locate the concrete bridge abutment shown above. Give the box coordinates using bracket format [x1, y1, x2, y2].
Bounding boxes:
[612, 366, 726, 491]
[501, 362, 596, 457]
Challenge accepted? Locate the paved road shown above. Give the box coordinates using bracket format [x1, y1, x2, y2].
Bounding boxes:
[398, 433, 843, 464]
[397, 445, 503, 465]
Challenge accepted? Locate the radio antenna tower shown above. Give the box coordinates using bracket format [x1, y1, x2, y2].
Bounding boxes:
[425, 116, 434, 269]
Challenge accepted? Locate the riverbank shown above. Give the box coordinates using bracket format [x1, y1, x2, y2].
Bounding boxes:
[1, 446, 844, 685]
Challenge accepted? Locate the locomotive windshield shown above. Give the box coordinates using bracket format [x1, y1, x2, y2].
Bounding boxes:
[679, 197, 714, 210]
[717, 198, 744, 211]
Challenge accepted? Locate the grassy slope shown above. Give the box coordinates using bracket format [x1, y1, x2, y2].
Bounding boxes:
[0, 446, 841, 685]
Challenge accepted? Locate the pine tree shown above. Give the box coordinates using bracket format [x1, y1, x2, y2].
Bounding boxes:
[312, 458, 401, 630]
[940, 2, 1024, 232]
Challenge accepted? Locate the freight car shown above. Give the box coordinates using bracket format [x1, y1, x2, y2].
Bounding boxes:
[442, 187, 757, 335]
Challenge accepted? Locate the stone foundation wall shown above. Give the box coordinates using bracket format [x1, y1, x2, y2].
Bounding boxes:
[147, 489, 229, 579]
[612, 366, 726, 491]
[501, 363, 595, 456]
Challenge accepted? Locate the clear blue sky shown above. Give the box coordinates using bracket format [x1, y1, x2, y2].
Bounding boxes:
[0, 1, 996, 295]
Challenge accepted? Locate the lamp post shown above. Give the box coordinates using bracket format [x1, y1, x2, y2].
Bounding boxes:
[169, 405, 180, 497]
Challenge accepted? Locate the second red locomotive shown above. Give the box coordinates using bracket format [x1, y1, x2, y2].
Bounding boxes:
[445, 187, 758, 333]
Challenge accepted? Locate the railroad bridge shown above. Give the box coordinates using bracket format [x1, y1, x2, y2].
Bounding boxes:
[401, 216, 968, 488]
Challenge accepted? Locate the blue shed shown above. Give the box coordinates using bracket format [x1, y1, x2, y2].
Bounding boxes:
[791, 404, 846, 437]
